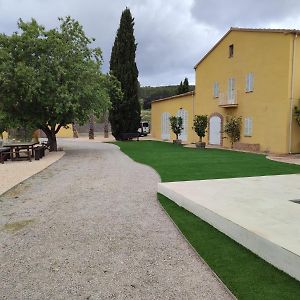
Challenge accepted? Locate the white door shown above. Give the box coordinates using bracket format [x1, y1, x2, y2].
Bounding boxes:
[161, 112, 170, 140]
[209, 115, 221, 145]
[176, 109, 188, 141]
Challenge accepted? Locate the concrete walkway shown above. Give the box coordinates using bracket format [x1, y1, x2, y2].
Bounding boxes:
[267, 154, 300, 165]
[0, 140, 232, 300]
[159, 174, 300, 281]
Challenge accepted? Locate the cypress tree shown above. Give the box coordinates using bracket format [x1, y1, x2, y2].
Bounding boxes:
[177, 81, 183, 94]
[183, 77, 189, 93]
[109, 8, 140, 139]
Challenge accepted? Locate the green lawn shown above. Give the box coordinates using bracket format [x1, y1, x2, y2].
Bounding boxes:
[115, 140, 300, 182]
[114, 140, 300, 299]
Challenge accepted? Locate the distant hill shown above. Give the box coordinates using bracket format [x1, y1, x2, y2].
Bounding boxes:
[139, 85, 195, 109]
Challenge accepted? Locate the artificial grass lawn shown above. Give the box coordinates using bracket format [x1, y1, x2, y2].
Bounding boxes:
[114, 140, 300, 299]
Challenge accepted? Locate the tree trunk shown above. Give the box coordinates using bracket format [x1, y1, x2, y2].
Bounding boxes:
[72, 122, 79, 138]
[89, 114, 95, 140]
[48, 133, 57, 151]
[104, 111, 109, 138]
[41, 126, 58, 151]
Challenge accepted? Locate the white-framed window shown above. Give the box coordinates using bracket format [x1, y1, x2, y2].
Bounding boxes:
[244, 117, 253, 137]
[213, 81, 219, 98]
[246, 72, 254, 92]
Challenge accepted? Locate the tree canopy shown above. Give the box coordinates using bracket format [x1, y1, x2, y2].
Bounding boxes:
[0, 17, 111, 150]
[169, 116, 183, 140]
[193, 115, 208, 142]
[224, 116, 242, 148]
[109, 8, 140, 139]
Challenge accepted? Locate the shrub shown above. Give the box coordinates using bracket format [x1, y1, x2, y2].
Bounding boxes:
[294, 106, 300, 126]
[224, 116, 242, 148]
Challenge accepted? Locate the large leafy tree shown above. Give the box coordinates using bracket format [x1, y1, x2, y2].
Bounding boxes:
[0, 17, 110, 151]
[109, 8, 140, 139]
[0, 110, 7, 139]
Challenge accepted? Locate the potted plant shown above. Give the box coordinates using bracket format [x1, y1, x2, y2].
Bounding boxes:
[169, 115, 183, 144]
[193, 115, 208, 149]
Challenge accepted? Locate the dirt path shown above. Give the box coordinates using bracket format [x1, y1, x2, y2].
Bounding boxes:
[0, 140, 232, 299]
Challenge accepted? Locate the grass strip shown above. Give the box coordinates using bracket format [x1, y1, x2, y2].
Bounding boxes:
[158, 193, 300, 300]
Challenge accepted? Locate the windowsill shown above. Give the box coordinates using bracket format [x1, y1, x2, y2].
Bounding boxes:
[244, 135, 253, 137]
[245, 90, 253, 93]
[213, 96, 219, 99]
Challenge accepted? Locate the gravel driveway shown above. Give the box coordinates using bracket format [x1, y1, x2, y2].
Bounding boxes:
[0, 140, 233, 300]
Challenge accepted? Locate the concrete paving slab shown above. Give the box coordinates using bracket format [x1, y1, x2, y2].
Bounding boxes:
[158, 174, 300, 281]
[0, 151, 64, 196]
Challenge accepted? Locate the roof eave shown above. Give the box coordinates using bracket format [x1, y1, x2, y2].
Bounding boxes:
[151, 91, 194, 104]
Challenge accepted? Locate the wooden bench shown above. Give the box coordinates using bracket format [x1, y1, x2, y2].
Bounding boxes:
[34, 145, 45, 160]
[119, 132, 140, 141]
[41, 141, 50, 150]
[0, 147, 10, 164]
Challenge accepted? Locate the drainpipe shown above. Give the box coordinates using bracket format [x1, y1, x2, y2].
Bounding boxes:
[289, 33, 297, 154]
[192, 91, 195, 143]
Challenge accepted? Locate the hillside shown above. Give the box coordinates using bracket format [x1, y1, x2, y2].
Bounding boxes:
[139, 85, 195, 109]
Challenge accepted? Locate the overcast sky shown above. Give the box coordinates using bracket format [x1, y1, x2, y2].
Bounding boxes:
[1, 0, 300, 86]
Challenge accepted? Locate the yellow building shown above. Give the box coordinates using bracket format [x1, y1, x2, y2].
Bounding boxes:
[151, 91, 195, 142]
[151, 27, 300, 154]
[1, 125, 73, 141]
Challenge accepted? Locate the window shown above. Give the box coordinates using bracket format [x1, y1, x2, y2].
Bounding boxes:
[229, 44, 234, 58]
[244, 117, 253, 137]
[246, 72, 254, 92]
[213, 81, 219, 98]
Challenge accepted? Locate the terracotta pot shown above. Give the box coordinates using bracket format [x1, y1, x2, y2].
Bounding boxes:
[196, 142, 206, 149]
[173, 139, 182, 145]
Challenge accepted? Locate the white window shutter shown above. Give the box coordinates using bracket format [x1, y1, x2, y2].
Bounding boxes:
[244, 117, 253, 136]
[230, 78, 232, 99]
[249, 117, 253, 136]
[246, 73, 254, 92]
[228, 78, 235, 101]
[161, 112, 171, 139]
[250, 73, 254, 91]
[213, 82, 219, 98]
[244, 117, 248, 136]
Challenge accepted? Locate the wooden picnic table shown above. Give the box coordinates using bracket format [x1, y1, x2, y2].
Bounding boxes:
[3, 142, 39, 162]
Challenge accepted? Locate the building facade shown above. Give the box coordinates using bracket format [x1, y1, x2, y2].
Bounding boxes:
[151, 28, 300, 154]
[151, 91, 195, 143]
